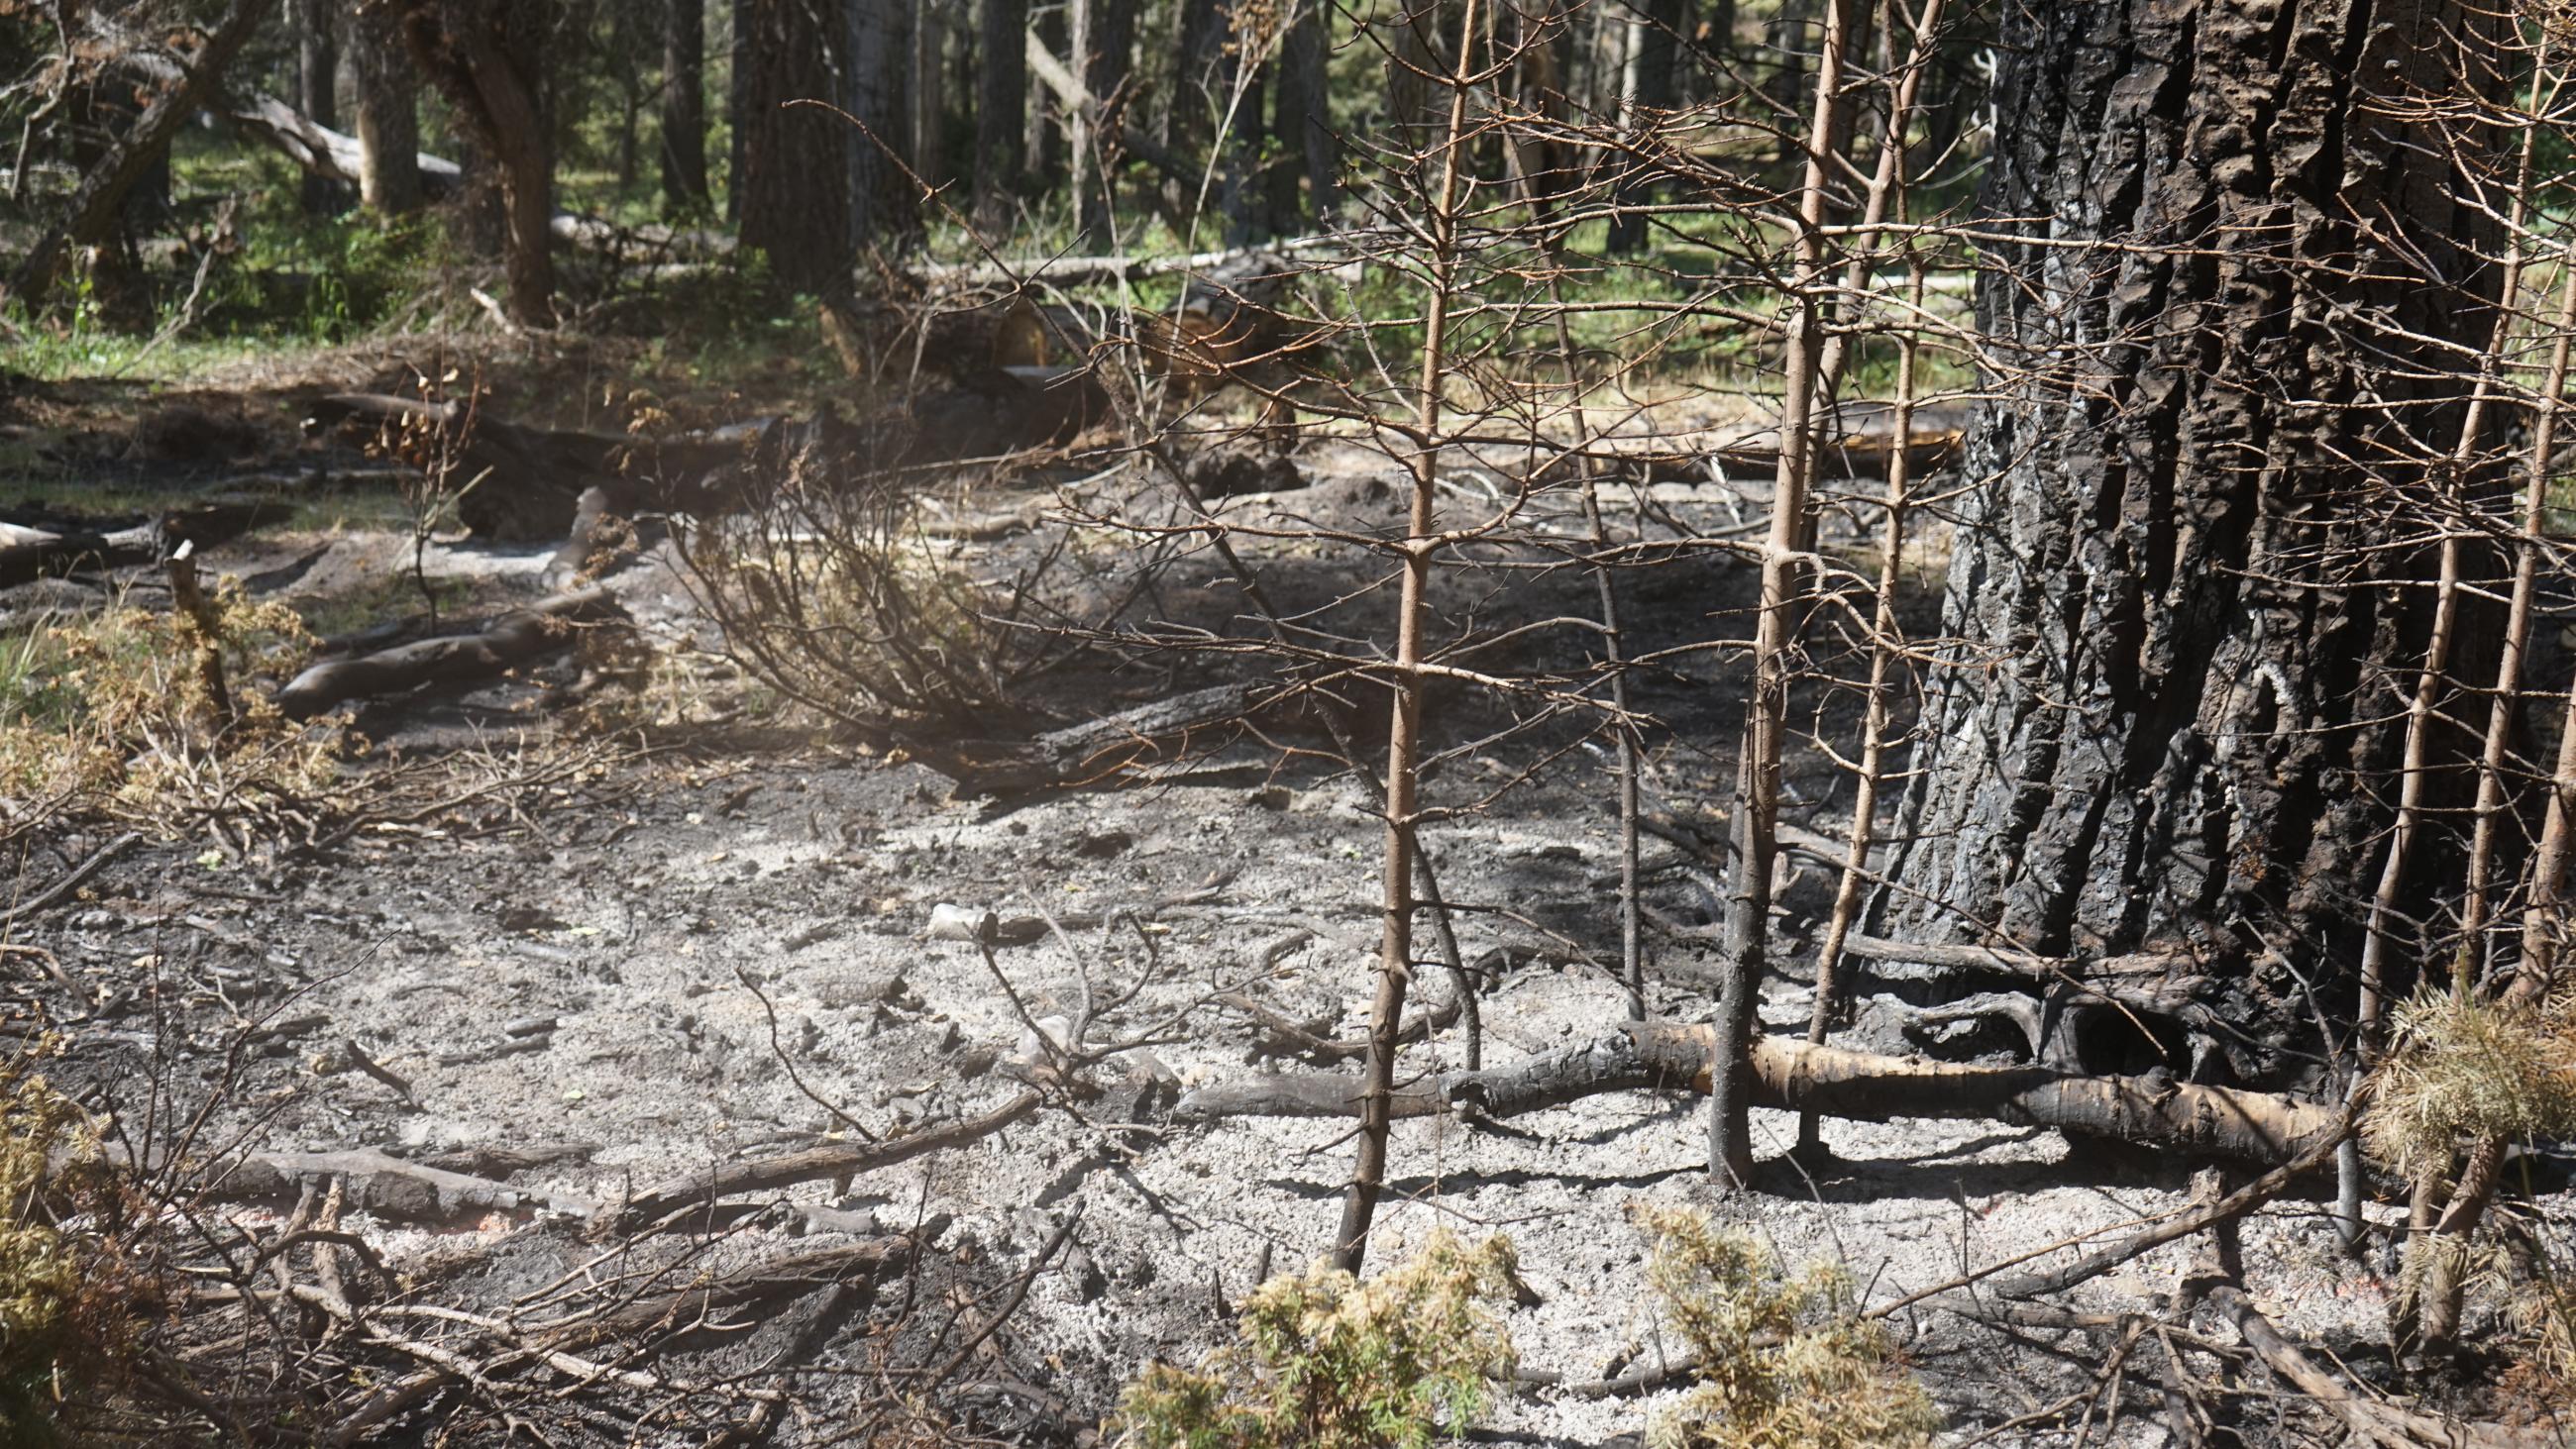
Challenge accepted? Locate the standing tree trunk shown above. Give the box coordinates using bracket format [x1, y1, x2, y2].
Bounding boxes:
[1879, 2, 2507, 1053]
[9, 0, 268, 307]
[1604, 0, 1681, 255]
[392, 0, 557, 325]
[1069, 0, 1133, 245]
[973, 0, 1025, 228]
[738, 0, 854, 288]
[913, 0, 949, 187]
[1273, 0, 1334, 225]
[849, 0, 920, 249]
[727, 0, 750, 222]
[353, 1, 425, 212]
[297, 0, 349, 214]
[662, 0, 712, 214]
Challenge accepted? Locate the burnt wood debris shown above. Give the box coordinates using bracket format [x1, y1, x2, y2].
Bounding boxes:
[3, 0, 2575, 1444]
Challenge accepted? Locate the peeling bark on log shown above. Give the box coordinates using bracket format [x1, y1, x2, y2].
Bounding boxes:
[1172, 1024, 2342, 1166]
[274, 587, 627, 719]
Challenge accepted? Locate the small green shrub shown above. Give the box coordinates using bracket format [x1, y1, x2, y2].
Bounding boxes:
[1110, 1230, 1519, 1449]
[0, 1048, 137, 1441]
[1635, 1206, 1940, 1449]
[0, 578, 333, 814]
[2363, 986, 2576, 1183]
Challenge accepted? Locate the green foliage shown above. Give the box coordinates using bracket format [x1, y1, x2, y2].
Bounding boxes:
[0, 579, 331, 812]
[1110, 1231, 1519, 1449]
[1635, 1206, 1940, 1449]
[0, 1050, 128, 1441]
[2362, 985, 2576, 1183]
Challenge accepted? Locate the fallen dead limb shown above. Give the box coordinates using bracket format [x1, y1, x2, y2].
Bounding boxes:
[2208, 1284, 2559, 1448]
[0, 499, 293, 588]
[560, 1226, 947, 1345]
[200, 1147, 597, 1219]
[610, 1090, 1043, 1233]
[1172, 1023, 2342, 1166]
[226, 93, 729, 262]
[274, 587, 627, 719]
[1217, 986, 1463, 1062]
[1980, 1114, 2354, 1301]
[1, 830, 142, 927]
[910, 683, 1260, 795]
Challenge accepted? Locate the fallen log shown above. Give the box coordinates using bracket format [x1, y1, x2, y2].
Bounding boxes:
[0, 499, 295, 589]
[274, 587, 627, 719]
[609, 1089, 1040, 1233]
[200, 1147, 596, 1219]
[2209, 1284, 2554, 1448]
[1170, 1023, 2343, 1167]
[567, 1222, 947, 1347]
[911, 682, 1259, 795]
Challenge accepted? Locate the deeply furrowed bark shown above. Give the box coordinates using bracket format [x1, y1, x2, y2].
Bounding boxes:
[1882, 0, 2506, 1006]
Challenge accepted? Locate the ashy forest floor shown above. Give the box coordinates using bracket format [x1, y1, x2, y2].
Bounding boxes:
[3, 342, 2568, 1448]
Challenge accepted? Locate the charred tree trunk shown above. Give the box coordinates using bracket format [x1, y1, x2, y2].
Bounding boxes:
[1604, 0, 1680, 255]
[393, 0, 557, 325]
[662, 0, 712, 214]
[1881, 2, 2507, 1044]
[1273, 0, 1334, 225]
[296, 0, 350, 214]
[973, 0, 1025, 227]
[352, 1, 425, 212]
[737, 0, 854, 288]
[849, 0, 921, 248]
[1069, 0, 1133, 245]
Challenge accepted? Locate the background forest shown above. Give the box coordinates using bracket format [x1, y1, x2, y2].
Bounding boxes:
[3, 0, 2576, 1446]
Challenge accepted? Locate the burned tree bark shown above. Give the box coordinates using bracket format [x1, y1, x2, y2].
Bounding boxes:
[390, 0, 558, 324]
[1880, 2, 2507, 1021]
[661, 0, 711, 213]
[736, 0, 854, 288]
[352, 1, 426, 213]
[974, 0, 1026, 227]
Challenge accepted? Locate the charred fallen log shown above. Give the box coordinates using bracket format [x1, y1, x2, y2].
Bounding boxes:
[1172, 1023, 2342, 1167]
[904, 682, 1260, 795]
[317, 370, 1106, 543]
[0, 499, 295, 589]
[274, 586, 626, 718]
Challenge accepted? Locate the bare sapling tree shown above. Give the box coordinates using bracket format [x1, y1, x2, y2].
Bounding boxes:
[1337, 0, 1484, 1274]
[1708, 0, 1855, 1188]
